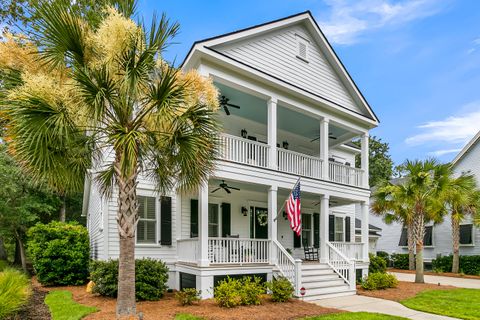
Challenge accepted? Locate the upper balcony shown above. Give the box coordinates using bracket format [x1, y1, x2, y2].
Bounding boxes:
[215, 82, 369, 189]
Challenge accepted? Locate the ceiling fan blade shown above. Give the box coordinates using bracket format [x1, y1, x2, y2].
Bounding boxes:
[226, 103, 240, 109]
[329, 136, 337, 140]
[223, 106, 230, 115]
[228, 186, 240, 191]
[224, 187, 231, 194]
[310, 137, 320, 142]
[211, 187, 221, 193]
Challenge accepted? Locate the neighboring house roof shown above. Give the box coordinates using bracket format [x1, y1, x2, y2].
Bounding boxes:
[355, 218, 382, 237]
[452, 130, 480, 167]
[182, 11, 379, 126]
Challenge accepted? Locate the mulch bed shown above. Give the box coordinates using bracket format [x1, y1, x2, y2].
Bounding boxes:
[34, 278, 340, 320]
[12, 282, 51, 320]
[390, 268, 480, 280]
[357, 281, 454, 302]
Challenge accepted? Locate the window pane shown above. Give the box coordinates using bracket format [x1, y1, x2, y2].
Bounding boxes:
[335, 217, 343, 232]
[208, 204, 219, 237]
[137, 220, 156, 244]
[460, 224, 473, 245]
[302, 214, 311, 230]
[424, 226, 433, 246]
[138, 196, 156, 219]
[302, 230, 311, 246]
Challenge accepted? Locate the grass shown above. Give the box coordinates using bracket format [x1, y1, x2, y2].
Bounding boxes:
[0, 268, 31, 319]
[175, 314, 205, 320]
[305, 312, 408, 319]
[401, 288, 480, 320]
[0, 260, 9, 272]
[45, 290, 97, 320]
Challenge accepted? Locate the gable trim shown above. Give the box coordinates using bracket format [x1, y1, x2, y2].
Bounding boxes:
[452, 130, 480, 166]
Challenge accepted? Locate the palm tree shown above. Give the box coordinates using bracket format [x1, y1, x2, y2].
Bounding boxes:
[441, 173, 480, 273]
[0, 1, 220, 317]
[372, 180, 416, 270]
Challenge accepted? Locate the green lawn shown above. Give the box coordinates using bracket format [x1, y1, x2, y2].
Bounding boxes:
[305, 312, 408, 320]
[401, 288, 480, 320]
[45, 290, 97, 320]
[175, 314, 205, 320]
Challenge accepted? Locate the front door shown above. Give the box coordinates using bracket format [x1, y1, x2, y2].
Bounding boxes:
[250, 206, 268, 239]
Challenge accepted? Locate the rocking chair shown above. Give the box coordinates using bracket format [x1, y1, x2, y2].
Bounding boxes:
[303, 239, 319, 261]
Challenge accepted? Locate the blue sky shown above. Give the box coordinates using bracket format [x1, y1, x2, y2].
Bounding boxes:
[139, 0, 480, 165]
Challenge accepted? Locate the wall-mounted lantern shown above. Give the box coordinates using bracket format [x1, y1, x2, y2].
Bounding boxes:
[241, 206, 248, 217]
[282, 141, 289, 149]
[241, 129, 248, 138]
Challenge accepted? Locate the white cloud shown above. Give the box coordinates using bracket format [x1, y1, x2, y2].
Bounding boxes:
[467, 37, 480, 54]
[318, 0, 447, 45]
[428, 148, 462, 157]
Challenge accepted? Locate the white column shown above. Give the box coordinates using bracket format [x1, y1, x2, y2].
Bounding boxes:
[361, 132, 369, 188]
[320, 118, 329, 180]
[361, 200, 370, 262]
[267, 97, 278, 169]
[268, 185, 278, 264]
[197, 275, 214, 299]
[319, 194, 329, 263]
[198, 181, 209, 267]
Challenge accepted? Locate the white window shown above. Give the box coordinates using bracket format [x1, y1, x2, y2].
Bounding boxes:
[208, 203, 219, 237]
[302, 214, 312, 247]
[335, 216, 344, 242]
[137, 196, 157, 244]
[296, 34, 309, 62]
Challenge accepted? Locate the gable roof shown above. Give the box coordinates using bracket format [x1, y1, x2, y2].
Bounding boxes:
[452, 130, 480, 166]
[182, 11, 379, 125]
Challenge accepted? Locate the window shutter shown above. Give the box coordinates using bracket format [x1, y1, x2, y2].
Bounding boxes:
[221, 203, 231, 237]
[293, 232, 301, 248]
[160, 196, 172, 245]
[190, 199, 198, 238]
[423, 226, 433, 246]
[345, 216, 351, 242]
[460, 224, 473, 245]
[398, 227, 408, 246]
[328, 215, 335, 242]
[313, 213, 320, 248]
[137, 196, 156, 244]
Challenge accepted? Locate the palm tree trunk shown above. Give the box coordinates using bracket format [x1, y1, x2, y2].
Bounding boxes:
[413, 212, 425, 283]
[451, 217, 460, 274]
[407, 224, 415, 270]
[115, 162, 139, 319]
[14, 230, 27, 273]
[415, 242, 424, 283]
[59, 194, 66, 222]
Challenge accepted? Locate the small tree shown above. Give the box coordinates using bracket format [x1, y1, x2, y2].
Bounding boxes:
[355, 136, 394, 187]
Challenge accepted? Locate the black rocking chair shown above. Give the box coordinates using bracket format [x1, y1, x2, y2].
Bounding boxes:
[303, 239, 319, 261]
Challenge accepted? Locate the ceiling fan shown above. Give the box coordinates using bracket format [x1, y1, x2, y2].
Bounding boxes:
[310, 133, 337, 142]
[211, 180, 240, 194]
[219, 95, 240, 115]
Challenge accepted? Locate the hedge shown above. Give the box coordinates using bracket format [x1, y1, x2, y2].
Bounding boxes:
[432, 255, 480, 275]
[369, 254, 387, 274]
[391, 253, 410, 270]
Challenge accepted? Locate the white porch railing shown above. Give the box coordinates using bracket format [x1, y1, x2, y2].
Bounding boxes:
[177, 238, 199, 264]
[330, 242, 364, 261]
[273, 240, 302, 297]
[208, 238, 270, 264]
[328, 161, 363, 187]
[326, 241, 356, 290]
[277, 149, 323, 179]
[219, 133, 269, 168]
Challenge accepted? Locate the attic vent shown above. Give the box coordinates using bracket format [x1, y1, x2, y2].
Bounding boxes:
[296, 34, 309, 62]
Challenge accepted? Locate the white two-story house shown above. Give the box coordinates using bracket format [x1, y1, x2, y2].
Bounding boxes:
[83, 11, 379, 301]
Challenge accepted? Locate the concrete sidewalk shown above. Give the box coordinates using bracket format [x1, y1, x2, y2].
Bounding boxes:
[313, 295, 459, 320]
[392, 272, 480, 289]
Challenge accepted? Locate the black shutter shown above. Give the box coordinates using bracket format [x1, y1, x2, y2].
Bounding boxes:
[160, 196, 172, 245]
[398, 227, 408, 246]
[424, 226, 433, 246]
[190, 199, 198, 238]
[313, 213, 320, 248]
[328, 215, 335, 242]
[460, 224, 473, 245]
[221, 203, 231, 237]
[293, 231, 301, 248]
[345, 216, 351, 242]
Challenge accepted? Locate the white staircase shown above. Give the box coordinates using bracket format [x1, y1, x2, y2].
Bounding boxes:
[301, 262, 356, 301]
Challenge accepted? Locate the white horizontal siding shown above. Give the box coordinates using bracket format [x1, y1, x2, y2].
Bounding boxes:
[86, 180, 105, 260]
[214, 25, 362, 114]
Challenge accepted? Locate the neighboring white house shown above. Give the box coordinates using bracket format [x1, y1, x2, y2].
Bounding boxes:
[83, 11, 379, 301]
[370, 131, 480, 262]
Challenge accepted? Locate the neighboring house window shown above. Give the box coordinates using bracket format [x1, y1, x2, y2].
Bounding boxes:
[296, 34, 309, 62]
[302, 214, 312, 247]
[334, 216, 344, 242]
[398, 227, 408, 247]
[424, 226, 433, 247]
[208, 203, 219, 237]
[137, 196, 157, 244]
[460, 224, 473, 245]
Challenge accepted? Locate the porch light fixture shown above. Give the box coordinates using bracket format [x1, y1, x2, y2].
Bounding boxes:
[241, 206, 248, 216]
[241, 129, 248, 138]
[282, 141, 289, 149]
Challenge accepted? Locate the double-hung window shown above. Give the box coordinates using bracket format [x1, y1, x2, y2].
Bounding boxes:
[460, 224, 474, 245]
[302, 214, 312, 246]
[137, 195, 157, 244]
[208, 203, 219, 237]
[334, 216, 344, 242]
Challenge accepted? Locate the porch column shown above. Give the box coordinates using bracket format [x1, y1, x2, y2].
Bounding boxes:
[267, 97, 278, 169]
[361, 200, 370, 262]
[319, 194, 329, 263]
[361, 132, 369, 188]
[198, 181, 209, 267]
[268, 185, 278, 265]
[320, 118, 329, 180]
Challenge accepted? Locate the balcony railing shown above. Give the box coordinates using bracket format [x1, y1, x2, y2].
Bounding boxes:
[208, 238, 270, 264]
[177, 238, 199, 264]
[277, 148, 323, 179]
[220, 133, 269, 168]
[328, 161, 363, 187]
[330, 242, 365, 261]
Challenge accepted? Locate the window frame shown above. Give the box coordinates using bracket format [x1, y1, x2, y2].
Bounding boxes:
[459, 223, 475, 247]
[301, 213, 313, 247]
[136, 192, 160, 246]
[334, 216, 345, 242]
[208, 202, 221, 238]
[423, 225, 434, 248]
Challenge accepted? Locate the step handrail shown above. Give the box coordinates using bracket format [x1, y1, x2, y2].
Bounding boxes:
[326, 241, 356, 290]
[272, 239, 302, 297]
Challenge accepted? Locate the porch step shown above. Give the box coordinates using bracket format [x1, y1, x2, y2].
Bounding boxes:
[301, 263, 331, 271]
[303, 279, 346, 288]
[302, 274, 341, 283]
[302, 288, 356, 301]
[302, 268, 336, 276]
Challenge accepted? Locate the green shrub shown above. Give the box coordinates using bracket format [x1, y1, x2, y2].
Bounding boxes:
[89, 258, 169, 301]
[432, 255, 480, 275]
[369, 254, 387, 274]
[0, 261, 9, 273]
[214, 277, 242, 308]
[0, 268, 31, 319]
[376, 251, 391, 266]
[27, 222, 89, 286]
[175, 288, 201, 306]
[266, 277, 293, 302]
[391, 253, 410, 270]
[361, 272, 398, 290]
[239, 276, 264, 306]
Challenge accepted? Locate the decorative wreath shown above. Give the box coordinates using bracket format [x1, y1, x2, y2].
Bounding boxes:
[256, 210, 268, 226]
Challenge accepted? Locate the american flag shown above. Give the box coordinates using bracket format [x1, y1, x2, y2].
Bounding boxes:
[286, 180, 301, 236]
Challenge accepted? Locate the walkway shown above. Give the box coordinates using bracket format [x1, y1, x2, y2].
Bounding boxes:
[391, 272, 480, 289]
[313, 295, 459, 320]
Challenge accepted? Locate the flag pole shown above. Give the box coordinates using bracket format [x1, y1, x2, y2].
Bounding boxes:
[273, 177, 301, 222]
